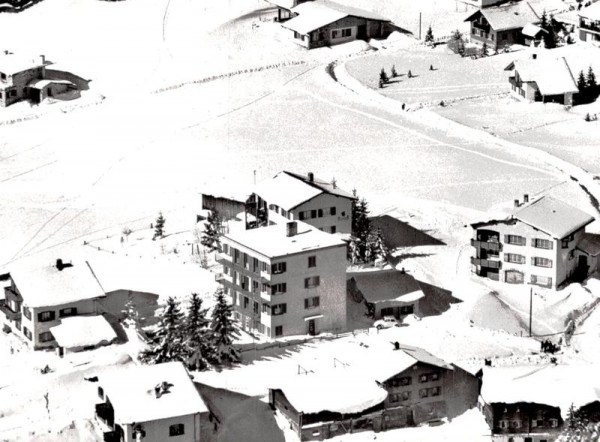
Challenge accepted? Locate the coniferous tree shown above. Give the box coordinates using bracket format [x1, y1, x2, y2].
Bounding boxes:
[587, 65, 598, 98]
[210, 289, 240, 366]
[577, 70, 589, 104]
[425, 26, 434, 44]
[379, 68, 389, 84]
[140, 296, 184, 364]
[391, 64, 398, 78]
[370, 228, 389, 262]
[201, 210, 222, 252]
[153, 212, 166, 240]
[184, 293, 212, 371]
[352, 197, 372, 262]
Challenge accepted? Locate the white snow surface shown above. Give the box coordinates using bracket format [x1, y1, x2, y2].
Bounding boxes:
[50, 315, 116, 349]
[481, 364, 600, 416]
[99, 361, 208, 424]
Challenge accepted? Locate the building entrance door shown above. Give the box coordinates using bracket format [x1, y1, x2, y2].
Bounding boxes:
[308, 319, 315, 336]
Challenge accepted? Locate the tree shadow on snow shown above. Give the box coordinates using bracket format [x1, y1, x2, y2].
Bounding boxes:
[195, 382, 285, 442]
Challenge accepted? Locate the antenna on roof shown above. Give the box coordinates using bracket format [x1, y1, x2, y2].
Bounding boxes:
[297, 364, 312, 375]
[333, 357, 349, 368]
[331, 177, 337, 189]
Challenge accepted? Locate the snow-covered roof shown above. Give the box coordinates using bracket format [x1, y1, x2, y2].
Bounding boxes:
[577, 234, 600, 257]
[277, 372, 388, 414]
[8, 258, 106, 308]
[521, 23, 547, 37]
[473, 195, 594, 239]
[0, 52, 46, 75]
[252, 171, 354, 212]
[465, 2, 539, 31]
[100, 362, 209, 424]
[28, 79, 75, 89]
[513, 195, 594, 238]
[579, 1, 600, 20]
[50, 315, 116, 348]
[505, 57, 579, 96]
[282, 1, 390, 35]
[481, 365, 600, 417]
[348, 270, 425, 304]
[264, 0, 297, 10]
[224, 218, 345, 258]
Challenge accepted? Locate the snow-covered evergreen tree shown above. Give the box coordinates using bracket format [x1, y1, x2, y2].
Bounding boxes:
[184, 293, 212, 371]
[153, 212, 166, 240]
[351, 196, 372, 262]
[201, 210, 222, 252]
[391, 64, 398, 78]
[370, 228, 389, 262]
[379, 68, 389, 84]
[122, 294, 140, 329]
[425, 26, 434, 44]
[587, 66, 598, 96]
[210, 289, 240, 366]
[139, 296, 184, 364]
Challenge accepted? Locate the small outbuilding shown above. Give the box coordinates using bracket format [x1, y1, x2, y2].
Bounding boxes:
[50, 314, 117, 353]
[281, 0, 393, 49]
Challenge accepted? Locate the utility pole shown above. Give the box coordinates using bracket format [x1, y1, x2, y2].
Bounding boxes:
[419, 13, 422, 40]
[529, 287, 533, 337]
[253, 170, 256, 185]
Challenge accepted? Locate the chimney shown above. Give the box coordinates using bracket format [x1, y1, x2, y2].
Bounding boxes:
[523, 194, 529, 204]
[393, 341, 400, 351]
[514, 199, 520, 208]
[56, 259, 64, 271]
[400, 267, 405, 274]
[532, 53, 537, 60]
[307, 172, 314, 182]
[154, 384, 162, 398]
[286, 221, 298, 237]
[3, 50, 8, 55]
[39, 54, 45, 65]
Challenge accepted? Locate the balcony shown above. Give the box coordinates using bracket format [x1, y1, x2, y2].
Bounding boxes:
[472, 21, 490, 32]
[260, 270, 271, 282]
[0, 300, 21, 321]
[471, 239, 502, 252]
[337, 215, 350, 221]
[215, 252, 231, 264]
[581, 20, 600, 34]
[471, 257, 502, 269]
[215, 273, 232, 284]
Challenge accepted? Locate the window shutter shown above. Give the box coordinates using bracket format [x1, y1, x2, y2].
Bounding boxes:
[304, 278, 309, 288]
[504, 254, 510, 262]
[548, 259, 553, 268]
[314, 297, 320, 307]
[304, 299, 309, 309]
[531, 257, 535, 265]
[282, 304, 287, 314]
[37, 312, 43, 321]
[315, 276, 320, 286]
[282, 283, 286, 293]
[549, 241, 553, 250]
[504, 235, 509, 243]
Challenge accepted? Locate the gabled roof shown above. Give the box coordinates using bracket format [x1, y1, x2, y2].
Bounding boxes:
[521, 22, 547, 37]
[282, 0, 390, 35]
[100, 362, 209, 424]
[7, 258, 106, 308]
[0, 52, 46, 75]
[579, 1, 600, 21]
[474, 195, 594, 239]
[505, 57, 579, 96]
[577, 234, 600, 257]
[464, 2, 539, 31]
[252, 170, 354, 211]
[348, 270, 425, 304]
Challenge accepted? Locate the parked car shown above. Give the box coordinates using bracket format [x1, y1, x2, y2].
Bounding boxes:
[374, 315, 401, 330]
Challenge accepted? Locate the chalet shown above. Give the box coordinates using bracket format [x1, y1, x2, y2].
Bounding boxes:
[248, 171, 355, 234]
[521, 23, 548, 46]
[95, 362, 213, 442]
[464, 2, 540, 50]
[505, 56, 579, 105]
[471, 194, 597, 289]
[0, 52, 78, 107]
[0, 258, 112, 350]
[266, 0, 310, 22]
[270, 343, 479, 440]
[579, 2, 600, 45]
[479, 365, 600, 442]
[347, 269, 424, 321]
[280, 1, 393, 49]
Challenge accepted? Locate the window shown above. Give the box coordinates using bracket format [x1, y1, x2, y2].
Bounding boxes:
[59, 307, 77, 318]
[420, 374, 428, 383]
[400, 305, 414, 315]
[38, 311, 56, 322]
[39, 331, 54, 343]
[330, 207, 336, 216]
[241, 275, 249, 290]
[332, 30, 339, 39]
[252, 280, 259, 293]
[389, 393, 399, 403]
[505, 235, 526, 246]
[272, 283, 287, 294]
[430, 373, 440, 381]
[23, 327, 32, 340]
[304, 276, 320, 288]
[505, 270, 524, 284]
[341, 28, 351, 37]
[275, 325, 283, 336]
[9, 90, 16, 97]
[262, 304, 270, 314]
[430, 386, 441, 396]
[272, 262, 287, 274]
[308, 256, 316, 268]
[504, 253, 525, 264]
[401, 390, 411, 401]
[561, 234, 574, 248]
[169, 424, 184, 436]
[282, 209, 287, 217]
[232, 291, 237, 306]
[550, 419, 558, 428]
[272, 304, 287, 316]
[499, 420, 507, 429]
[311, 209, 317, 218]
[330, 226, 336, 234]
[252, 258, 259, 273]
[391, 376, 412, 387]
[243, 296, 249, 309]
[532, 238, 553, 249]
[299, 211, 306, 220]
[223, 244, 229, 255]
[253, 301, 259, 315]
[317, 209, 323, 218]
[304, 296, 320, 309]
[419, 388, 429, 398]
[233, 248, 240, 264]
[0, 72, 6, 80]
[532, 257, 552, 268]
[22, 306, 31, 320]
[243, 253, 249, 270]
